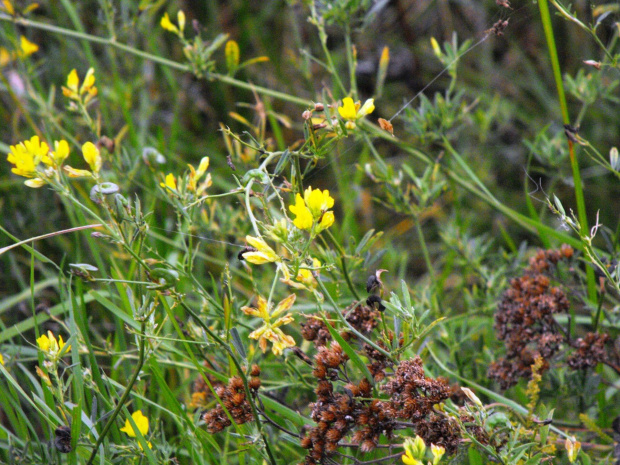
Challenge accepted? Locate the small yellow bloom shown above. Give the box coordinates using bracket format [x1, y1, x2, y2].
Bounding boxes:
[243, 236, 279, 264]
[120, 410, 149, 438]
[160, 12, 179, 33]
[338, 97, 375, 129]
[82, 142, 101, 174]
[0, 48, 11, 67]
[24, 178, 45, 188]
[431, 444, 445, 465]
[241, 294, 296, 355]
[37, 333, 51, 352]
[338, 97, 358, 121]
[37, 331, 71, 356]
[1, 0, 15, 15]
[282, 258, 321, 290]
[51, 140, 70, 166]
[402, 436, 426, 465]
[289, 194, 313, 230]
[19, 36, 38, 56]
[177, 10, 186, 33]
[565, 437, 581, 463]
[304, 186, 334, 218]
[63, 166, 93, 178]
[187, 157, 211, 193]
[7, 135, 49, 182]
[0, 353, 4, 365]
[62, 68, 97, 102]
[317, 211, 334, 232]
[289, 187, 335, 232]
[160, 173, 177, 191]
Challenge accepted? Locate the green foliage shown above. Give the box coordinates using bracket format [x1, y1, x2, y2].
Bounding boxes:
[1, 1, 620, 464]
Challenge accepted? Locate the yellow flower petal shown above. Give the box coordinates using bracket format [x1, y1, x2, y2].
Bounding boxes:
[52, 140, 70, 165]
[196, 157, 209, 179]
[0, 353, 4, 365]
[82, 141, 101, 174]
[177, 10, 186, 32]
[160, 12, 178, 33]
[63, 166, 92, 178]
[160, 173, 177, 191]
[120, 410, 149, 438]
[357, 98, 375, 118]
[289, 194, 313, 230]
[245, 236, 278, 263]
[272, 294, 296, 319]
[338, 97, 358, 121]
[19, 36, 38, 56]
[37, 334, 51, 351]
[24, 178, 45, 188]
[66, 69, 79, 93]
[317, 211, 334, 232]
[80, 68, 96, 95]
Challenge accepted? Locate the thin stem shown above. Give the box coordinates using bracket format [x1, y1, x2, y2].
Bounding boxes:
[0, 14, 312, 107]
[537, 1, 596, 303]
[178, 300, 278, 465]
[316, 279, 395, 361]
[325, 229, 361, 301]
[86, 321, 147, 465]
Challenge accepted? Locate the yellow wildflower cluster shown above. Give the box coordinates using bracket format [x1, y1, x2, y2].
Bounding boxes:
[120, 410, 152, 449]
[289, 186, 335, 232]
[161, 157, 211, 196]
[401, 436, 445, 465]
[62, 68, 97, 104]
[160, 10, 186, 37]
[7, 136, 102, 187]
[241, 294, 296, 355]
[338, 97, 375, 130]
[37, 331, 71, 358]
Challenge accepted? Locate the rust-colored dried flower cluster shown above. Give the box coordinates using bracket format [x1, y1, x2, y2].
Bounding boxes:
[488, 247, 573, 388]
[489, 246, 620, 389]
[202, 365, 261, 433]
[300, 344, 453, 465]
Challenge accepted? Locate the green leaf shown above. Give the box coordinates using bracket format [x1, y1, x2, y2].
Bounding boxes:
[322, 316, 374, 385]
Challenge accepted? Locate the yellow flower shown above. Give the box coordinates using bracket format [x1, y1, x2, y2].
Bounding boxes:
[63, 166, 93, 178]
[241, 295, 296, 355]
[402, 436, 426, 465]
[289, 194, 313, 230]
[281, 258, 321, 290]
[337, 97, 375, 130]
[37, 333, 51, 351]
[1, 0, 14, 15]
[62, 68, 97, 102]
[177, 10, 186, 33]
[7, 135, 49, 185]
[160, 12, 179, 33]
[565, 437, 581, 463]
[37, 331, 71, 355]
[120, 410, 149, 438]
[289, 187, 335, 232]
[304, 186, 334, 218]
[160, 173, 177, 192]
[51, 140, 70, 166]
[19, 36, 38, 56]
[243, 236, 279, 264]
[187, 157, 211, 193]
[82, 142, 101, 174]
[431, 444, 445, 465]
[0, 353, 4, 365]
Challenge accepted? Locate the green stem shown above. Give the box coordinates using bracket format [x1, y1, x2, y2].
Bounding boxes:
[410, 209, 436, 288]
[537, 0, 596, 303]
[316, 279, 395, 362]
[0, 14, 312, 107]
[325, 229, 361, 301]
[86, 321, 147, 465]
[178, 300, 277, 465]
